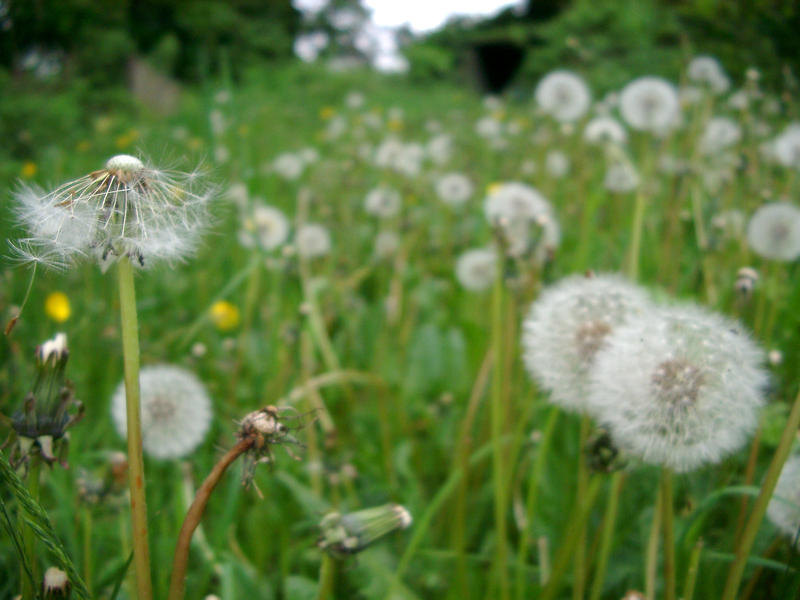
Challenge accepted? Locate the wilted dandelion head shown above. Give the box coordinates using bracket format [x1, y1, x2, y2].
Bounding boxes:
[535, 70, 591, 123]
[364, 186, 402, 218]
[687, 55, 730, 94]
[435, 172, 473, 208]
[619, 77, 680, 134]
[295, 223, 331, 259]
[111, 364, 212, 460]
[699, 117, 742, 155]
[455, 247, 497, 292]
[587, 304, 767, 472]
[583, 116, 627, 145]
[238, 203, 290, 251]
[767, 454, 800, 547]
[521, 274, 651, 413]
[13, 154, 214, 271]
[746, 202, 800, 261]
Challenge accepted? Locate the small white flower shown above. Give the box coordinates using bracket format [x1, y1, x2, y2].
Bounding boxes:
[238, 203, 290, 251]
[583, 116, 627, 145]
[619, 77, 681, 134]
[767, 454, 800, 547]
[435, 173, 473, 208]
[364, 186, 402, 218]
[455, 247, 497, 292]
[295, 223, 331, 259]
[13, 154, 214, 270]
[587, 304, 767, 472]
[111, 365, 212, 460]
[746, 202, 800, 261]
[535, 70, 591, 123]
[521, 274, 652, 413]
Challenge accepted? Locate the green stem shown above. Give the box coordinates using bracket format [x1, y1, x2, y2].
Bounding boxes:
[626, 188, 647, 280]
[645, 483, 662, 600]
[588, 471, 625, 600]
[682, 538, 703, 600]
[573, 417, 591, 600]
[83, 507, 93, 597]
[21, 454, 41, 600]
[490, 262, 510, 600]
[661, 468, 676, 600]
[721, 386, 800, 600]
[541, 476, 603, 600]
[118, 257, 153, 600]
[316, 554, 336, 600]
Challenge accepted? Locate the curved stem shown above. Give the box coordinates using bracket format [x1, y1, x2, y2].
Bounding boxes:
[118, 257, 153, 600]
[168, 437, 253, 600]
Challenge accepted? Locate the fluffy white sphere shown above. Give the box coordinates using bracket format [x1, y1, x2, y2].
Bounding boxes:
[296, 223, 332, 259]
[111, 365, 212, 460]
[455, 247, 497, 292]
[364, 186, 402, 218]
[587, 304, 767, 472]
[435, 173, 474, 208]
[767, 454, 800, 547]
[535, 70, 592, 123]
[619, 77, 680, 134]
[746, 202, 800, 261]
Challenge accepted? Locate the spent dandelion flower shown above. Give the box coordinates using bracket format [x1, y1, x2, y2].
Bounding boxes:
[13, 154, 214, 271]
[586, 304, 767, 472]
[295, 223, 332, 259]
[42, 566, 70, 599]
[44, 291, 71, 322]
[435, 172, 473, 208]
[521, 274, 652, 413]
[238, 203, 290, 251]
[455, 247, 497, 292]
[111, 365, 212, 460]
[318, 503, 412, 557]
[746, 202, 800, 261]
[210, 300, 240, 331]
[767, 454, 800, 547]
[619, 76, 680, 134]
[534, 70, 591, 123]
[364, 186, 402, 218]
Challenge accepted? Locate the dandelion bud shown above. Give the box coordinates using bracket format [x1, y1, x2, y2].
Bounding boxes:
[42, 566, 70, 599]
[735, 266, 759, 298]
[318, 504, 412, 558]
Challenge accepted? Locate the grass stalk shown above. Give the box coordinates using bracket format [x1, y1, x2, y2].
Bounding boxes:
[315, 554, 336, 600]
[117, 256, 153, 600]
[721, 386, 800, 600]
[644, 482, 662, 600]
[573, 417, 591, 600]
[661, 468, 676, 600]
[588, 471, 625, 600]
[682, 538, 703, 600]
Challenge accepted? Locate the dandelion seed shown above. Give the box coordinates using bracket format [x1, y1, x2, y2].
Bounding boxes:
[746, 202, 800, 261]
[521, 274, 652, 413]
[13, 154, 214, 271]
[111, 365, 212, 460]
[210, 300, 240, 331]
[619, 77, 681, 134]
[587, 304, 767, 472]
[767, 454, 800, 547]
[535, 70, 591, 123]
[455, 248, 497, 292]
[44, 291, 71, 322]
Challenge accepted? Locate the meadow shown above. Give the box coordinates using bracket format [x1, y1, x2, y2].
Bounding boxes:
[2, 58, 800, 600]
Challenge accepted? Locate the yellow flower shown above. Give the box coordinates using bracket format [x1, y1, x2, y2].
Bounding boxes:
[188, 137, 203, 150]
[115, 134, 131, 149]
[21, 162, 37, 178]
[210, 301, 240, 331]
[388, 118, 403, 132]
[486, 182, 504, 195]
[319, 106, 335, 120]
[45, 292, 71, 322]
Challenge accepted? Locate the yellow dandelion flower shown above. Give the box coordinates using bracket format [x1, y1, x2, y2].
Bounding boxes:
[486, 182, 504, 195]
[21, 162, 37, 178]
[45, 292, 71, 322]
[388, 118, 403, 132]
[319, 106, 335, 120]
[210, 300, 240, 331]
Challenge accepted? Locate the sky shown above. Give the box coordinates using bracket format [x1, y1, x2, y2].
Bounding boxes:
[363, 0, 525, 33]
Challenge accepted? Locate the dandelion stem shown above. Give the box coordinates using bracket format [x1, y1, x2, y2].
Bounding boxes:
[626, 187, 647, 280]
[21, 453, 41, 600]
[721, 386, 800, 600]
[682, 538, 703, 600]
[573, 416, 591, 600]
[118, 256, 153, 600]
[83, 507, 93, 596]
[644, 483, 662, 600]
[168, 437, 253, 600]
[316, 554, 337, 600]
[588, 471, 625, 600]
[661, 468, 676, 600]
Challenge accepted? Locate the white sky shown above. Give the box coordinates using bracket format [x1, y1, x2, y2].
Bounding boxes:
[363, 0, 525, 33]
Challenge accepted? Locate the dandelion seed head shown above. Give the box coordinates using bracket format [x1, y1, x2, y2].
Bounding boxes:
[619, 77, 681, 134]
[699, 117, 742, 154]
[535, 70, 591, 123]
[746, 202, 800, 261]
[583, 116, 627, 145]
[435, 172, 473, 208]
[767, 454, 800, 547]
[295, 223, 331, 259]
[111, 365, 212, 460]
[455, 247, 497, 292]
[604, 162, 640, 193]
[521, 274, 651, 413]
[374, 230, 400, 259]
[364, 186, 402, 218]
[238, 203, 290, 251]
[687, 55, 730, 94]
[587, 304, 767, 472]
[484, 182, 559, 260]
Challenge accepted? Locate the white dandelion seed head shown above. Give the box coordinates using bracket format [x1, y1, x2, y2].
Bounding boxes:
[583, 116, 628, 145]
[374, 230, 400, 259]
[545, 150, 570, 178]
[427, 134, 453, 165]
[111, 365, 212, 460]
[364, 186, 402, 218]
[687, 55, 730, 94]
[699, 117, 742, 155]
[619, 77, 681, 134]
[295, 223, 331, 259]
[771, 124, 800, 169]
[521, 274, 652, 413]
[535, 70, 592, 123]
[272, 153, 305, 180]
[711, 209, 746, 240]
[455, 247, 497, 292]
[586, 304, 767, 472]
[238, 203, 290, 251]
[728, 89, 750, 110]
[604, 162, 640, 193]
[475, 116, 504, 139]
[435, 172, 473, 208]
[484, 182, 560, 260]
[13, 155, 214, 270]
[767, 454, 800, 547]
[746, 202, 800, 261]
